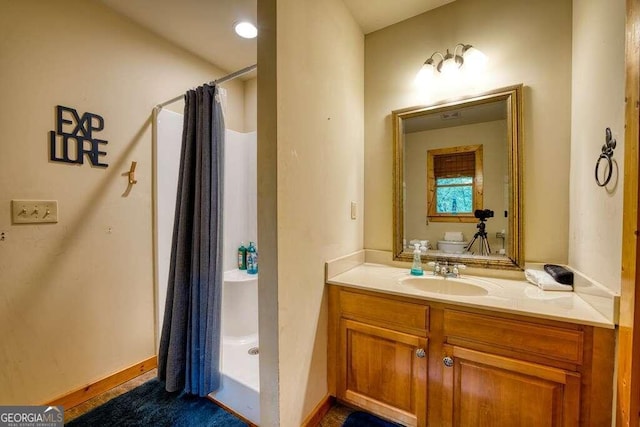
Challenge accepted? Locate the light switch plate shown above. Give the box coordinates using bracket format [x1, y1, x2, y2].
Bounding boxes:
[11, 200, 58, 224]
[351, 202, 357, 220]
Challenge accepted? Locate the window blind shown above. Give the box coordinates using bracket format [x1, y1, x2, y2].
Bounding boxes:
[433, 152, 475, 178]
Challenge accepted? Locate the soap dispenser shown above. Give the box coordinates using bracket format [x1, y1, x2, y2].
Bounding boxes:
[410, 243, 424, 276]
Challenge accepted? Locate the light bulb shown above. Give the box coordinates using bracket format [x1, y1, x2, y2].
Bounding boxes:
[438, 49, 463, 77]
[462, 46, 487, 73]
[234, 22, 257, 39]
[440, 56, 461, 77]
[415, 61, 436, 87]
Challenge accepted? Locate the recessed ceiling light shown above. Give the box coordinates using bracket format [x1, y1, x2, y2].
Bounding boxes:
[234, 22, 257, 39]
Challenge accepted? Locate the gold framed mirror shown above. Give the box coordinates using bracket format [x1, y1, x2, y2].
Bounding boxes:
[393, 85, 523, 269]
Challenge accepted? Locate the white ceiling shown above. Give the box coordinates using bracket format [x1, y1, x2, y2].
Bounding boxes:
[100, 0, 453, 76]
[404, 100, 507, 133]
[343, 0, 455, 34]
[100, 0, 258, 74]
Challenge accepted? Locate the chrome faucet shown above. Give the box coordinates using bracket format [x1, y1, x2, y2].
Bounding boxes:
[428, 260, 466, 278]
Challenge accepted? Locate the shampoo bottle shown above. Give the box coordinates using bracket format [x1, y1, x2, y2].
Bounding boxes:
[247, 242, 258, 275]
[410, 243, 424, 276]
[238, 242, 247, 270]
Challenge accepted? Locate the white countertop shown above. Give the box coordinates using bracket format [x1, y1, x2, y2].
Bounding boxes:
[327, 263, 615, 329]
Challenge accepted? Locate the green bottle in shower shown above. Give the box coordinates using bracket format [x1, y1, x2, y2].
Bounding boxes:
[247, 242, 258, 275]
[238, 242, 247, 270]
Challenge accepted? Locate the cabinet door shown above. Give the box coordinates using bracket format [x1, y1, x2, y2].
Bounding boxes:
[338, 318, 428, 427]
[441, 345, 581, 427]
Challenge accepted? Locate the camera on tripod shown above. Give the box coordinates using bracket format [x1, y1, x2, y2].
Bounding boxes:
[465, 209, 494, 255]
[474, 209, 494, 221]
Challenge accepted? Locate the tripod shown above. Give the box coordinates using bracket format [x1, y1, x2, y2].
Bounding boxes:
[465, 219, 491, 256]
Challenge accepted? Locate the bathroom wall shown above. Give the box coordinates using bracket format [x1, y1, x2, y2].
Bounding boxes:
[256, 1, 279, 423]
[364, 0, 573, 264]
[569, 0, 625, 293]
[0, 0, 246, 404]
[244, 78, 258, 133]
[404, 120, 508, 252]
[258, 0, 364, 424]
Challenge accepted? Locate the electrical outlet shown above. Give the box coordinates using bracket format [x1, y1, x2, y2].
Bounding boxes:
[11, 200, 58, 224]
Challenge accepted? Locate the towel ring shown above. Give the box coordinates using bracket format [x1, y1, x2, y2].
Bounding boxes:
[595, 153, 612, 187]
[595, 127, 616, 187]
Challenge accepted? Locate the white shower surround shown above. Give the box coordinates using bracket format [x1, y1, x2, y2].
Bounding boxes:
[154, 109, 259, 424]
[212, 268, 260, 424]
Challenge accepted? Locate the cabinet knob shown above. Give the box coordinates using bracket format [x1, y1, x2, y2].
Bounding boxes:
[443, 356, 454, 367]
[416, 348, 426, 358]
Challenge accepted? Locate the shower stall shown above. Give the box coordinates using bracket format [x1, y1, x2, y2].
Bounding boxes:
[152, 75, 259, 424]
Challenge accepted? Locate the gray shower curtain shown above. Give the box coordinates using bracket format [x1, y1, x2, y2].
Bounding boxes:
[158, 84, 224, 396]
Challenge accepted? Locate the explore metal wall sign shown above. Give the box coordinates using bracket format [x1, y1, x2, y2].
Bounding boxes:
[49, 105, 108, 167]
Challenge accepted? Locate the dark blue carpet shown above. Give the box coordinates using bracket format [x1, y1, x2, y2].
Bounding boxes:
[342, 411, 402, 427]
[66, 378, 247, 427]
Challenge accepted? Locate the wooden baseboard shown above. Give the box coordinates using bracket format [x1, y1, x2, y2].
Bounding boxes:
[46, 355, 157, 409]
[301, 394, 335, 427]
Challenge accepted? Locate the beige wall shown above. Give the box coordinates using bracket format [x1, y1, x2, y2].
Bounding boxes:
[364, 0, 573, 264]
[569, 0, 625, 293]
[244, 78, 258, 132]
[258, 0, 364, 424]
[0, 0, 245, 404]
[404, 120, 508, 251]
[257, 1, 280, 424]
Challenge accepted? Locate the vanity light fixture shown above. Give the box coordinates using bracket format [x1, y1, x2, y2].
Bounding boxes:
[415, 43, 487, 86]
[234, 21, 257, 39]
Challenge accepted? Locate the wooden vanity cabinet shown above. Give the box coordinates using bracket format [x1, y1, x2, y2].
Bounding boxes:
[339, 319, 428, 426]
[327, 285, 615, 427]
[441, 344, 581, 426]
[329, 286, 430, 426]
[441, 309, 585, 426]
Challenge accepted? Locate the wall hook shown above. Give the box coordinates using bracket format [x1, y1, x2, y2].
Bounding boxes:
[128, 161, 138, 185]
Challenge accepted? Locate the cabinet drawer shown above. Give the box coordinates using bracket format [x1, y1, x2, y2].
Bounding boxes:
[443, 310, 583, 365]
[340, 290, 428, 334]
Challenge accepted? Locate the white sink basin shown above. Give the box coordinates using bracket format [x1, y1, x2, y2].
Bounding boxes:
[400, 275, 491, 296]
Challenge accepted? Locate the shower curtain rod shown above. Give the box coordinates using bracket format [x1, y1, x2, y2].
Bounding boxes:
[155, 63, 257, 109]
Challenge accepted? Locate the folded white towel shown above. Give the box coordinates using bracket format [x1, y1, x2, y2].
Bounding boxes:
[444, 231, 464, 242]
[525, 269, 573, 292]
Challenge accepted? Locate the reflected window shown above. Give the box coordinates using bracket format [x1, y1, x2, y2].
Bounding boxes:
[435, 177, 473, 213]
[427, 145, 483, 222]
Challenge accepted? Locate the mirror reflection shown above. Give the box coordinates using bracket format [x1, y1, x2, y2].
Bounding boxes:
[393, 85, 523, 269]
